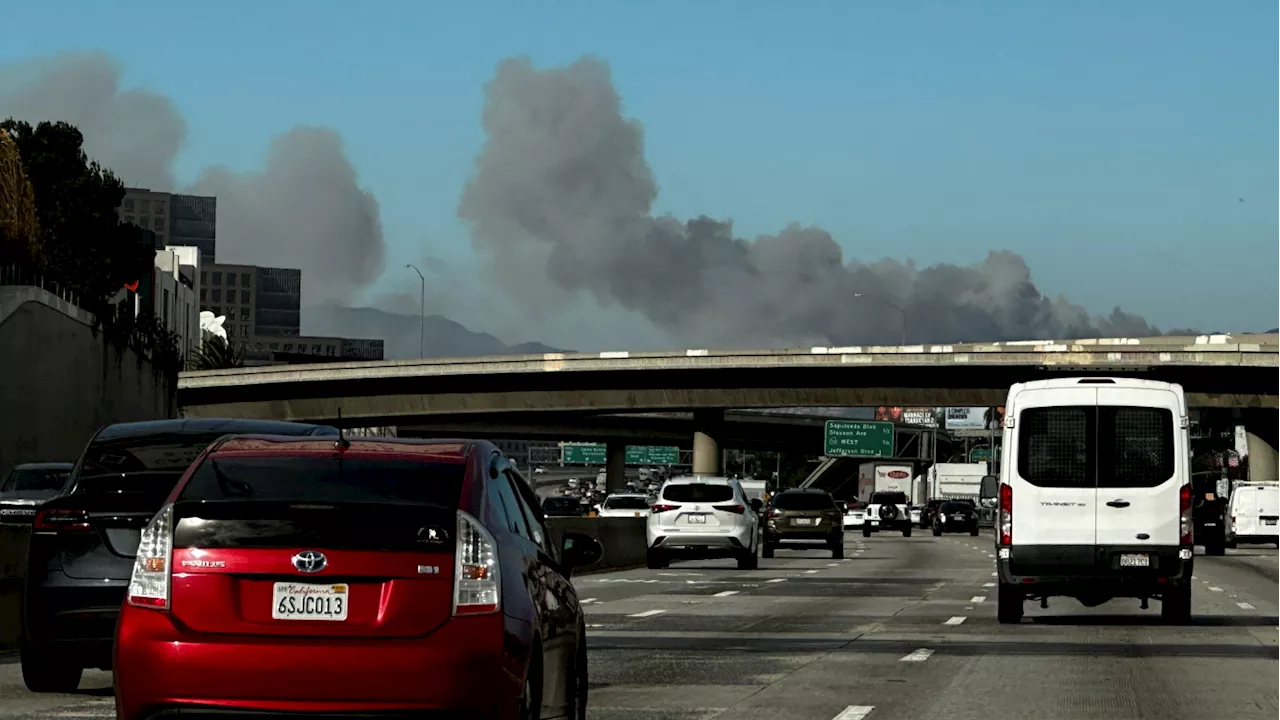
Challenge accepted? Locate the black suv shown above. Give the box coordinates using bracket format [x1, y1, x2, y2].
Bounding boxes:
[931, 500, 980, 536]
[21, 418, 337, 692]
[763, 488, 844, 558]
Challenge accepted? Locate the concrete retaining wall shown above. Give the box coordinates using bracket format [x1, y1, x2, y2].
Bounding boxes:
[545, 517, 648, 574]
[0, 286, 176, 652]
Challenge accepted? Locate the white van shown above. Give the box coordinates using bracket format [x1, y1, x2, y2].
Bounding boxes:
[993, 378, 1194, 624]
[1226, 482, 1279, 546]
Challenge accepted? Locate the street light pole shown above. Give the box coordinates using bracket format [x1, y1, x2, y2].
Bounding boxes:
[854, 292, 907, 345]
[405, 264, 426, 358]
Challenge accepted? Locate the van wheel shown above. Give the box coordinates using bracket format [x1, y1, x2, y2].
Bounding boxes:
[20, 643, 82, 693]
[996, 582, 1024, 624]
[1203, 541, 1225, 556]
[1161, 582, 1192, 625]
[737, 548, 758, 570]
[645, 549, 668, 569]
[762, 543, 775, 559]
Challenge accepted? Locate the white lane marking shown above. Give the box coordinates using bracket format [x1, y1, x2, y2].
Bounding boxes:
[982, 582, 996, 587]
[629, 609, 667, 618]
[714, 590, 740, 597]
[832, 706, 876, 720]
[965, 606, 974, 610]
[828, 562, 840, 566]
[1209, 586, 1224, 592]
[899, 648, 935, 662]
[970, 596, 987, 603]
[805, 569, 820, 574]
[580, 598, 597, 604]
[944, 616, 966, 625]
[991, 572, 997, 576]
[1191, 575, 1197, 580]
[1237, 602, 1255, 610]
[767, 578, 787, 583]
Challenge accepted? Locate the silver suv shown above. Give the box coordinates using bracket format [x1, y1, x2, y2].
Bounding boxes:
[645, 476, 761, 569]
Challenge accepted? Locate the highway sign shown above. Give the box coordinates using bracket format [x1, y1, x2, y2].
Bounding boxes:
[824, 420, 894, 458]
[969, 446, 1002, 463]
[562, 444, 607, 464]
[562, 444, 681, 465]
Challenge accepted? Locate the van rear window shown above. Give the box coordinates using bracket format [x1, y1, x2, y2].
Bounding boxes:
[179, 456, 465, 507]
[1018, 406, 1175, 489]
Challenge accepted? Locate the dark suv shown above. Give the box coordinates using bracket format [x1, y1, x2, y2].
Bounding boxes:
[932, 500, 980, 536]
[762, 488, 844, 559]
[21, 418, 338, 691]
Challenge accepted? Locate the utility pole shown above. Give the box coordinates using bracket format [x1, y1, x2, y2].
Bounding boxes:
[853, 292, 907, 345]
[405, 264, 426, 357]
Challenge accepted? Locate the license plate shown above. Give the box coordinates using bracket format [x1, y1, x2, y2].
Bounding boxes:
[688, 514, 707, 524]
[272, 582, 349, 621]
[1265, 518, 1277, 526]
[795, 518, 815, 526]
[1119, 553, 1150, 568]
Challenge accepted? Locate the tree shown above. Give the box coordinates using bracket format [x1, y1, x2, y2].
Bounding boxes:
[1, 119, 154, 312]
[187, 335, 245, 371]
[0, 129, 41, 265]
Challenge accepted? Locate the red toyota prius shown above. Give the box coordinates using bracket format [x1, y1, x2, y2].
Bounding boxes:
[114, 435, 601, 719]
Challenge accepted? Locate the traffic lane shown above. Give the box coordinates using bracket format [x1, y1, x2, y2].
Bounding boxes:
[583, 531, 1278, 720]
[583, 531, 998, 719]
[0, 656, 112, 719]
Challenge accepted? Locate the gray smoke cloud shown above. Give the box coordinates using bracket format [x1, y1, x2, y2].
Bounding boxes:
[459, 57, 1161, 346]
[0, 52, 385, 307]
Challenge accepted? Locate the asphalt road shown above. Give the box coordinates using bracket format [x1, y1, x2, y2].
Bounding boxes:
[2, 533, 1275, 720]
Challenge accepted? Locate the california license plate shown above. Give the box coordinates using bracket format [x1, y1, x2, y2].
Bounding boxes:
[795, 518, 815, 525]
[1119, 553, 1150, 568]
[272, 582, 349, 621]
[688, 514, 707, 524]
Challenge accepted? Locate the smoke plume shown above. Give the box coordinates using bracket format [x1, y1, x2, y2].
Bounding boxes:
[459, 57, 1161, 346]
[0, 52, 385, 306]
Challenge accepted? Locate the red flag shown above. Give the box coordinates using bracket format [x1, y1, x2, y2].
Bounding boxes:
[124, 280, 139, 292]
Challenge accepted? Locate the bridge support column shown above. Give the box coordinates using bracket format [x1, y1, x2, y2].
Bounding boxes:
[605, 441, 627, 493]
[692, 409, 724, 476]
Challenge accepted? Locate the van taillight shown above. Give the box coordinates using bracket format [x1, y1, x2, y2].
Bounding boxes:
[998, 483, 1013, 546]
[1178, 483, 1193, 546]
[128, 504, 174, 610]
[453, 510, 500, 616]
[33, 509, 91, 532]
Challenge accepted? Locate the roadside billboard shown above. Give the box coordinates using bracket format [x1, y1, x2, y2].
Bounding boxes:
[944, 407, 1005, 431]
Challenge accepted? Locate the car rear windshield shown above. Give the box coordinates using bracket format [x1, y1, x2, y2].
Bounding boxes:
[1018, 406, 1175, 489]
[2, 467, 70, 493]
[178, 456, 465, 507]
[940, 502, 973, 513]
[543, 497, 580, 510]
[604, 496, 650, 510]
[772, 492, 836, 511]
[871, 492, 907, 505]
[663, 483, 734, 503]
[73, 435, 220, 496]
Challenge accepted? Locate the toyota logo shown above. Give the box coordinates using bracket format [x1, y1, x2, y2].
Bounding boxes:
[291, 550, 328, 574]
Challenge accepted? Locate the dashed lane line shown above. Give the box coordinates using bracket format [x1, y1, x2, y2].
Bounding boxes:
[970, 596, 987, 603]
[629, 609, 667, 618]
[982, 582, 996, 587]
[713, 590, 740, 597]
[767, 578, 788, 583]
[1209, 586, 1224, 592]
[944, 616, 967, 625]
[1237, 602, 1256, 610]
[832, 706, 876, 720]
[805, 569, 821, 574]
[899, 648, 935, 662]
[580, 598, 597, 604]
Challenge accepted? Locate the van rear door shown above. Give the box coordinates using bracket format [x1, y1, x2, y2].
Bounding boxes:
[1094, 386, 1184, 548]
[1009, 386, 1097, 546]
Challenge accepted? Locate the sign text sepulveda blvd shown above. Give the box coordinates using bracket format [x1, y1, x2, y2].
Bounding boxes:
[824, 420, 895, 458]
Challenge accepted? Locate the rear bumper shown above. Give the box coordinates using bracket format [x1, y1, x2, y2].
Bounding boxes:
[765, 527, 839, 544]
[865, 519, 911, 531]
[996, 544, 1193, 597]
[114, 606, 517, 720]
[648, 523, 754, 551]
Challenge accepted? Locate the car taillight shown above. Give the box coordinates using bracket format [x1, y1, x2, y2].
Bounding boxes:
[714, 504, 746, 514]
[453, 510, 500, 616]
[651, 504, 678, 514]
[769, 507, 784, 517]
[33, 508, 91, 532]
[128, 504, 174, 610]
[998, 483, 1013, 546]
[1179, 483, 1193, 546]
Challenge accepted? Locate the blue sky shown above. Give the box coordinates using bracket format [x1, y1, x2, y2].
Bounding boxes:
[2, 0, 1276, 336]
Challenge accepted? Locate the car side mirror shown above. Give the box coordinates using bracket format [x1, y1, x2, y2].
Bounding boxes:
[749, 498, 763, 513]
[561, 532, 603, 571]
[978, 475, 999, 501]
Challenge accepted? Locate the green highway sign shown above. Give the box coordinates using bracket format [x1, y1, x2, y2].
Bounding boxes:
[969, 446, 1002, 463]
[562, 444, 607, 464]
[562, 444, 682, 465]
[824, 420, 894, 458]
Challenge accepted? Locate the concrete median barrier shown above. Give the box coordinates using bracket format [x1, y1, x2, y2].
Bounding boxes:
[545, 517, 648, 574]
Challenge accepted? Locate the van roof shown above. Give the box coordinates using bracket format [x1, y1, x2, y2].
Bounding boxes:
[1010, 377, 1185, 393]
[665, 475, 734, 485]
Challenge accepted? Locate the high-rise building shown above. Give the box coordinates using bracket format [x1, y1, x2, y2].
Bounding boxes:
[119, 189, 217, 262]
[199, 262, 301, 341]
[119, 189, 171, 247]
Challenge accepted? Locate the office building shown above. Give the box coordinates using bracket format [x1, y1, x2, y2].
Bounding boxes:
[120, 189, 218, 264]
[199, 262, 301, 341]
[119, 189, 171, 247]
